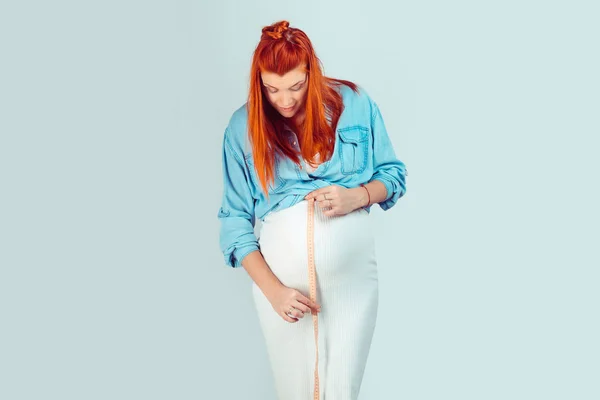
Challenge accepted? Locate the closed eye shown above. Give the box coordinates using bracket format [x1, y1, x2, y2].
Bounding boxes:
[265, 83, 304, 93]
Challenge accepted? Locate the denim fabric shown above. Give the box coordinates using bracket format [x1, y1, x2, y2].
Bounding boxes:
[218, 84, 408, 268]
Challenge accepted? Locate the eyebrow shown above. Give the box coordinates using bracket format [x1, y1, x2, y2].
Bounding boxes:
[263, 77, 306, 90]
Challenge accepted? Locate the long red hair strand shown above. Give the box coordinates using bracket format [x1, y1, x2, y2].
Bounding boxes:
[247, 20, 359, 198]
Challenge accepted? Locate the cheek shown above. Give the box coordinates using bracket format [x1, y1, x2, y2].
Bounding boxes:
[265, 93, 277, 105]
[262, 88, 275, 101]
[296, 92, 307, 105]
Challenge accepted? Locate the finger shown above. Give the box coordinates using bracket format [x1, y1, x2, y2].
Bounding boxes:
[305, 189, 322, 200]
[317, 197, 330, 205]
[294, 308, 305, 318]
[295, 291, 320, 309]
[293, 301, 312, 315]
[287, 306, 304, 319]
[304, 186, 331, 200]
[322, 192, 337, 202]
[323, 208, 337, 217]
[319, 200, 334, 211]
[297, 295, 321, 311]
[281, 311, 298, 323]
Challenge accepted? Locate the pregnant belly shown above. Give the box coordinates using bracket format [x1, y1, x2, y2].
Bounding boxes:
[258, 200, 376, 289]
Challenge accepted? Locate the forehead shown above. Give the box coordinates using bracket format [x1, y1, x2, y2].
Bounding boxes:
[261, 65, 307, 87]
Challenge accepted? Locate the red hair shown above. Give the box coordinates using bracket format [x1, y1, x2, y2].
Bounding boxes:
[247, 20, 359, 198]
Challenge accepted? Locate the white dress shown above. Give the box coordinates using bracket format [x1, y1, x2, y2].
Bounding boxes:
[252, 156, 379, 399]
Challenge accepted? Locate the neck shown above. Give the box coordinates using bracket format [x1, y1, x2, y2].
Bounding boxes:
[287, 109, 306, 132]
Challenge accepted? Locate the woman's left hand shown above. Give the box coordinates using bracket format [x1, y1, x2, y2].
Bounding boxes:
[304, 185, 366, 217]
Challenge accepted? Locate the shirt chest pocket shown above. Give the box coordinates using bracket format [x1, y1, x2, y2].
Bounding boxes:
[244, 154, 287, 194]
[337, 126, 369, 175]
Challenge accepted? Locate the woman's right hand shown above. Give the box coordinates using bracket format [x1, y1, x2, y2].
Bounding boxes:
[268, 284, 321, 323]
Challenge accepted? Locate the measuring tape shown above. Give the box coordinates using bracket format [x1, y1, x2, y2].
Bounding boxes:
[306, 197, 320, 399]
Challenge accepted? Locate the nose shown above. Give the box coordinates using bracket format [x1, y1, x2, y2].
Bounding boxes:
[281, 92, 294, 107]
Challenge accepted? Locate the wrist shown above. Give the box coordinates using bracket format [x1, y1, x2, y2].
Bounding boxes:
[354, 186, 369, 210]
[359, 183, 371, 209]
[263, 280, 284, 300]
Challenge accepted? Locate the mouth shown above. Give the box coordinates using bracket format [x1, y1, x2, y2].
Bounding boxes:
[280, 105, 295, 112]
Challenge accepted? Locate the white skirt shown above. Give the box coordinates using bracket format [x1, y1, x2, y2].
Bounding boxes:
[252, 199, 379, 400]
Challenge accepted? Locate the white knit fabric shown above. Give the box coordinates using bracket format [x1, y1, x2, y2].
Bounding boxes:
[302, 153, 321, 173]
[252, 199, 379, 400]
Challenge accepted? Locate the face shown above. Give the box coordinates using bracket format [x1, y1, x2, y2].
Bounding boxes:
[261, 64, 308, 118]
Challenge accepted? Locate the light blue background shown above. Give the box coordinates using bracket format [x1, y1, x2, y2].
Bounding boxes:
[1, 1, 598, 399]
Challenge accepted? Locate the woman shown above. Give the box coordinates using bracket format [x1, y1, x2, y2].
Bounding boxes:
[218, 20, 407, 400]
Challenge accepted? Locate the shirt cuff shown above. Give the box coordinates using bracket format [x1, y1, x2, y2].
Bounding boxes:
[227, 244, 260, 268]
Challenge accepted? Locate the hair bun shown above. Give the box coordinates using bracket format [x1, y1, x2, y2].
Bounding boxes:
[262, 20, 290, 40]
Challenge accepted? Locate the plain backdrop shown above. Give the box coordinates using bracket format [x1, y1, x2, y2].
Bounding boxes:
[1, 1, 598, 399]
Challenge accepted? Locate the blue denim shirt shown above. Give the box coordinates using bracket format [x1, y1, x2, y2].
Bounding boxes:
[218, 84, 408, 268]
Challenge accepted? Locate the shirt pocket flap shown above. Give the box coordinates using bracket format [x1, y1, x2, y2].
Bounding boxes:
[338, 126, 369, 144]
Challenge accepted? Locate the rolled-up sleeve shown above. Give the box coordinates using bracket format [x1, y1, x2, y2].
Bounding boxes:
[369, 99, 408, 211]
[217, 127, 259, 268]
